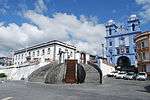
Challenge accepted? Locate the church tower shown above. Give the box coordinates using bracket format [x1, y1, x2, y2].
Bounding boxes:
[105, 20, 118, 37]
[105, 20, 118, 64]
[127, 15, 140, 32]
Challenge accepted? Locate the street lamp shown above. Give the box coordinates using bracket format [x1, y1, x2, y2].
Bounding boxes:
[101, 43, 104, 58]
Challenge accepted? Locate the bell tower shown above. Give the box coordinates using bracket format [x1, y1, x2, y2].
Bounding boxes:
[105, 20, 118, 36]
[127, 15, 140, 32]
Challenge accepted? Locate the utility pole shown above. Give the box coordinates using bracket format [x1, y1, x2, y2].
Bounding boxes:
[101, 43, 104, 58]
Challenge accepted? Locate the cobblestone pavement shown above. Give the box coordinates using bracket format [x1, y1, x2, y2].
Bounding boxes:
[0, 78, 150, 100]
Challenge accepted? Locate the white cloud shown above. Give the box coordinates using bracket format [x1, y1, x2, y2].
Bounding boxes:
[135, 0, 150, 22]
[0, 11, 106, 57]
[34, 0, 47, 13]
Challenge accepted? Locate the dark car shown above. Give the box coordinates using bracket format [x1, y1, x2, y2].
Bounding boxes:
[124, 72, 136, 80]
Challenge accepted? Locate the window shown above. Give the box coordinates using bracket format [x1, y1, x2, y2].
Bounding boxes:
[37, 50, 39, 56]
[109, 28, 112, 35]
[28, 52, 31, 56]
[58, 48, 62, 54]
[134, 47, 137, 52]
[15, 55, 17, 60]
[142, 52, 146, 60]
[70, 51, 73, 57]
[144, 52, 150, 60]
[47, 48, 50, 54]
[137, 53, 141, 61]
[141, 39, 148, 48]
[116, 48, 120, 55]
[18, 55, 20, 59]
[33, 51, 35, 57]
[22, 54, 23, 59]
[132, 23, 135, 31]
[126, 47, 129, 53]
[141, 41, 144, 48]
[109, 42, 112, 46]
[42, 49, 45, 55]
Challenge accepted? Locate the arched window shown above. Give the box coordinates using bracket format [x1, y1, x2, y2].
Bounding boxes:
[37, 50, 39, 56]
[47, 48, 50, 54]
[132, 23, 135, 31]
[32, 51, 35, 57]
[109, 28, 112, 35]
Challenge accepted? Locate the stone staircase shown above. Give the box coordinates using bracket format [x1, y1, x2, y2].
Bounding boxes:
[28, 60, 102, 84]
[81, 63, 102, 83]
[28, 62, 59, 82]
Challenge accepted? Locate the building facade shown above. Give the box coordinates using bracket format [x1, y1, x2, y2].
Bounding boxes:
[135, 31, 150, 77]
[75, 51, 90, 64]
[13, 40, 76, 66]
[0, 57, 13, 67]
[105, 15, 141, 70]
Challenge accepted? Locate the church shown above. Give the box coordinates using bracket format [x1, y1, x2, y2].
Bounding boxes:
[105, 15, 141, 70]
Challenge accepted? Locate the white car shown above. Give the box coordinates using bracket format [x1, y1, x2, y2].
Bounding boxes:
[107, 71, 117, 77]
[116, 71, 126, 79]
[107, 71, 118, 77]
[136, 72, 147, 81]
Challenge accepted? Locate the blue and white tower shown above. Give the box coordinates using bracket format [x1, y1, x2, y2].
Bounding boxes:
[105, 15, 140, 70]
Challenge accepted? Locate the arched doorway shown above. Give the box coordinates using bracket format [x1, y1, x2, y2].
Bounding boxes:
[117, 56, 131, 70]
[80, 53, 86, 64]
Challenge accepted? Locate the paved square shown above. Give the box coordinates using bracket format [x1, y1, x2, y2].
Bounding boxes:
[0, 78, 150, 100]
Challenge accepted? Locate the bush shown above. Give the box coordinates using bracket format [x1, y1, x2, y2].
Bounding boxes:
[0, 73, 7, 78]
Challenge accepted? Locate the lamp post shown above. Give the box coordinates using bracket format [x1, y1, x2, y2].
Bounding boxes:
[101, 43, 104, 58]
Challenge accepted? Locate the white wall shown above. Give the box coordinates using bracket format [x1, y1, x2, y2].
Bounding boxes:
[115, 37, 119, 47]
[86, 54, 90, 64]
[0, 62, 49, 80]
[55, 45, 75, 62]
[75, 52, 81, 63]
[75, 52, 90, 64]
[99, 59, 115, 76]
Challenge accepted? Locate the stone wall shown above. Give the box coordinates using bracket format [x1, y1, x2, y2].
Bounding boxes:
[0, 62, 50, 80]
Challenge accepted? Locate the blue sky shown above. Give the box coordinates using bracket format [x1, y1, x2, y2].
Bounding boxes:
[0, 0, 150, 56]
[0, 0, 148, 29]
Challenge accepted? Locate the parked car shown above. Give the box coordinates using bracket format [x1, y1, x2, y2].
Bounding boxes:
[116, 71, 126, 79]
[124, 72, 136, 80]
[136, 72, 147, 81]
[113, 71, 119, 77]
[107, 71, 118, 77]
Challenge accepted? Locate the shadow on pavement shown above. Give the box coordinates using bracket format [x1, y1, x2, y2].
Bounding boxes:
[137, 85, 150, 93]
[144, 85, 150, 93]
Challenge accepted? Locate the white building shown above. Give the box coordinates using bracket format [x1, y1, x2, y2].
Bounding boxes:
[13, 40, 76, 66]
[75, 51, 90, 64]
